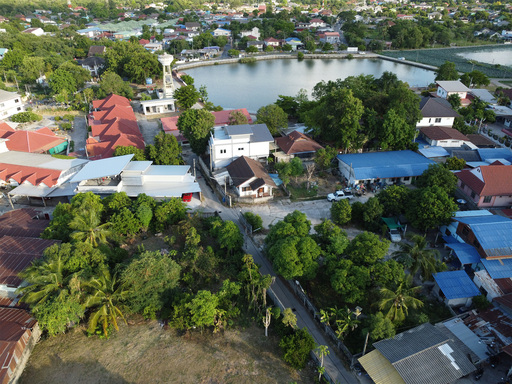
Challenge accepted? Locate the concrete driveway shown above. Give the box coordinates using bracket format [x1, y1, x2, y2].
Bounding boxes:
[68, 115, 87, 157]
[136, 116, 162, 145]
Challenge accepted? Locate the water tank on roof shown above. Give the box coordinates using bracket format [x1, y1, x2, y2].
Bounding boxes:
[146, 78, 153, 85]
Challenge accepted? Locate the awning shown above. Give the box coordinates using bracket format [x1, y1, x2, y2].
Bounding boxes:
[381, 217, 403, 230]
[446, 243, 481, 265]
[8, 184, 55, 198]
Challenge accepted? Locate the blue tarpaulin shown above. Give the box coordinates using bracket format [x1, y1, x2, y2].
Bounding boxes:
[433, 270, 480, 300]
[446, 243, 481, 265]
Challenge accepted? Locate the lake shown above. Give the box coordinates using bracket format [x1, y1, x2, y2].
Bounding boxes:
[185, 58, 436, 112]
[456, 47, 512, 67]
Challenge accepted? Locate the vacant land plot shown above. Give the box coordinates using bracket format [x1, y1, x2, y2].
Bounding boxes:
[20, 322, 315, 384]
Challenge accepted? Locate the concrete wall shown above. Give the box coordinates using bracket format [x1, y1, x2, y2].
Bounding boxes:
[417, 116, 455, 128]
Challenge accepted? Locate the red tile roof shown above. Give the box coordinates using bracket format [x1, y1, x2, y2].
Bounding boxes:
[0, 122, 14, 139]
[0, 163, 61, 187]
[91, 94, 131, 110]
[211, 109, 253, 126]
[3, 128, 66, 153]
[457, 164, 512, 196]
[275, 130, 323, 155]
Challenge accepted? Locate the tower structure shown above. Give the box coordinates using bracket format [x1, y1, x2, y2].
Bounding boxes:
[158, 53, 175, 99]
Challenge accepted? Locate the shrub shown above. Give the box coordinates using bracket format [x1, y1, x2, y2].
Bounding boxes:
[10, 111, 42, 123]
[347, 54, 354, 59]
[297, 51, 304, 60]
[243, 212, 263, 231]
[54, 116, 62, 121]
[63, 114, 75, 122]
[473, 294, 491, 310]
[239, 57, 256, 64]
[60, 122, 72, 130]
[499, 137, 505, 143]
[331, 199, 352, 225]
[70, 140, 75, 152]
[279, 328, 315, 369]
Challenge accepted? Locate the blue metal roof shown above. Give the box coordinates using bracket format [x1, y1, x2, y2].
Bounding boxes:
[481, 258, 512, 279]
[442, 235, 459, 244]
[477, 148, 512, 162]
[418, 146, 450, 158]
[337, 150, 435, 181]
[446, 243, 481, 265]
[454, 215, 512, 258]
[433, 270, 480, 300]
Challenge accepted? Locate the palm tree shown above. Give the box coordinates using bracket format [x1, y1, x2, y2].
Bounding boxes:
[83, 267, 129, 337]
[334, 308, 360, 340]
[70, 209, 112, 247]
[393, 234, 441, 281]
[378, 275, 423, 323]
[316, 345, 330, 382]
[17, 252, 71, 307]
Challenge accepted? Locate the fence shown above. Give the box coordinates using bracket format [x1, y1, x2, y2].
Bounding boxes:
[291, 281, 354, 366]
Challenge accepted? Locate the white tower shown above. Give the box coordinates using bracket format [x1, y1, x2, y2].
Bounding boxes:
[158, 53, 175, 99]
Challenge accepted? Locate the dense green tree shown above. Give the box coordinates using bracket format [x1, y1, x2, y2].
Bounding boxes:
[314, 146, 337, 170]
[19, 56, 45, 83]
[362, 197, 384, 230]
[460, 70, 490, 88]
[330, 259, 371, 303]
[124, 51, 161, 84]
[122, 250, 181, 318]
[447, 93, 461, 109]
[174, 84, 201, 109]
[269, 236, 320, 280]
[363, 312, 396, 342]
[69, 210, 111, 247]
[406, 186, 458, 231]
[256, 104, 288, 135]
[373, 259, 406, 290]
[435, 61, 459, 81]
[113, 145, 146, 161]
[445, 156, 466, 170]
[377, 185, 410, 216]
[228, 110, 249, 125]
[145, 132, 182, 165]
[216, 221, 243, 255]
[346, 232, 389, 266]
[35, 293, 84, 337]
[97, 71, 134, 99]
[102, 192, 132, 219]
[331, 199, 352, 226]
[49, 61, 90, 94]
[188, 290, 219, 332]
[279, 328, 316, 369]
[416, 163, 458, 195]
[41, 202, 74, 241]
[379, 109, 415, 150]
[314, 220, 349, 257]
[177, 108, 215, 155]
[153, 198, 187, 232]
[111, 208, 141, 239]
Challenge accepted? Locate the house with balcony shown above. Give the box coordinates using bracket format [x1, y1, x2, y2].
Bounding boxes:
[208, 123, 273, 170]
[0, 90, 24, 119]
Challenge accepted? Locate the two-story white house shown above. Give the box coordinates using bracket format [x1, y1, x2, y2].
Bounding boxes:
[0, 90, 24, 119]
[436, 80, 470, 100]
[208, 124, 273, 170]
[241, 27, 260, 40]
[417, 97, 460, 128]
[212, 28, 231, 37]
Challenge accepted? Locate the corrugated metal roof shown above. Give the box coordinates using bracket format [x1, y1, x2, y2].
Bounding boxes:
[446, 243, 481, 265]
[433, 270, 481, 299]
[477, 148, 512, 162]
[418, 146, 450, 158]
[481, 258, 512, 279]
[373, 323, 475, 384]
[443, 318, 489, 361]
[337, 150, 435, 181]
[358, 350, 406, 384]
[70, 155, 133, 182]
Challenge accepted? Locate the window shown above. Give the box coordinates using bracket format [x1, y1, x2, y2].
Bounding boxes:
[403, 177, 410, 181]
[471, 191, 476, 199]
[428, 118, 432, 123]
[483, 196, 492, 203]
[17, 107, 21, 111]
[238, 147, 244, 151]
[435, 118, 442, 123]
[14, 98, 19, 103]
[242, 186, 251, 192]
[220, 149, 226, 154]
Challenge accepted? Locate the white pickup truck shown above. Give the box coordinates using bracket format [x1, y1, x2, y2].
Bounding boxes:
[327, 190, 354, 202]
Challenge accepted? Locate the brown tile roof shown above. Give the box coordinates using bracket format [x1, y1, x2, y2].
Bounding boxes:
[457, 164, 512, 196]
[467, 134, 499, 148]
[275, 130, 323, 155]
[88, 45, 106, 57]
[420, 126, 469, 141]
[226, 156, 276, 188]
[0, 209, 49, 238]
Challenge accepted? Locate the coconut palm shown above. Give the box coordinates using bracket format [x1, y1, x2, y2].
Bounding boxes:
[83, 267, 129, 336]
[17, 252, 72, 307]
[70, 209, 112, 247]
[378, 275, 423, 323]
[393, 234, 441, 281]
[334, 308, 360, 340]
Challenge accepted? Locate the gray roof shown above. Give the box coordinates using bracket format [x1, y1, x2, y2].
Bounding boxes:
[0, 89, 20, 103]
[225, 124, 253, 136]
[69, 154, 133, 182]
[224, 124, 273, 143]
[451, 149, 482, 162]
[374, 323, 475, 384]
[420, 97, 460, 118]
[436, 81, 470, 93]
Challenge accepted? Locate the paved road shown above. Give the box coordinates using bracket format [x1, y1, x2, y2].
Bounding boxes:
[193, 162, 362, 384]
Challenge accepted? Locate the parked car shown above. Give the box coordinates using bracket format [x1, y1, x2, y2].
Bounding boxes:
[389, 229, 402, 242]
[327, 190, 354, 202]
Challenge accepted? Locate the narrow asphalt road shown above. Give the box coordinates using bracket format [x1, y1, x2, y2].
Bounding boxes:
[193, 164, 362, 384]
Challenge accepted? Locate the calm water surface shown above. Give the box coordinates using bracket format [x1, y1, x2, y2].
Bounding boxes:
[456, 48, 512, 66]
[186, 58, 436, 112]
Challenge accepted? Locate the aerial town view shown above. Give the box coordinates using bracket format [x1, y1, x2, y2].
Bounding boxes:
[0, 0, 512, 383]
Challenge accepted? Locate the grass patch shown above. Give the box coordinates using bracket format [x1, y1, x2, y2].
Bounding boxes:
[51, 154, 75, 159]
[20, 322, 315, 384]
[287, 183, 318, 201]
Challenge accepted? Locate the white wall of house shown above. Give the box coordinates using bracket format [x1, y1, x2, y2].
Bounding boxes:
[0, 93, 24, 119]
[437, 87, 467, 99]
[235, 177, 272, 197]
[433, 282, 473, 307]
[417, 116, 455, 127]
[210, 134, 270, 169]
[338, 159, 415, 186]
[424, 137, 465, 147]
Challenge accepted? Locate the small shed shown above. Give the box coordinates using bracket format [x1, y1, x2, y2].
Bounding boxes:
[433, 270, 480, 307]
[445, 243, 481, 266]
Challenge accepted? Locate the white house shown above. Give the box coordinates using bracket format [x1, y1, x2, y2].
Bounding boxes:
[212, 28, 231, 37]
[240, 27, 260, 39]
[21, 27, 44, 36]
[208, 124, 273, 169]
[309, 18, 327, 28]
[0, 90, 24, 119]
[419, 126, 474, 148]
[417, 97, 460, 128]
[226, 156, 276, 199]
[321, 31, 340, 44]
[436, 80, 470, 99]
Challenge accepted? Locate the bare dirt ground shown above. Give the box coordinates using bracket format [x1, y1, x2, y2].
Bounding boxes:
[20, 322, 315, 384]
